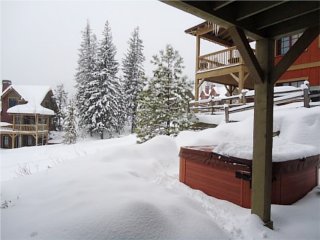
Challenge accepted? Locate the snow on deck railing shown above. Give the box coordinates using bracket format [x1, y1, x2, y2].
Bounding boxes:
[190, 85, 311, 123]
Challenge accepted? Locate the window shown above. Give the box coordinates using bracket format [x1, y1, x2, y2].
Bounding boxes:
[27, 136, 33, 146]
[8, 98, 17, 108]
[276, 33, 302, 56]
[3, 136, 9, 147]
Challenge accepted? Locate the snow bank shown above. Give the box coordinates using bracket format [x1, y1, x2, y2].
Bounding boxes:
[1, 135, 228, 240]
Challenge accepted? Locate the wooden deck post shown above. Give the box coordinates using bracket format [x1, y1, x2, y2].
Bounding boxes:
[12, 116, 15, 149]
[224, 104, 230, 123]
[11, 134, 15, 149]
[229, 26, 273, 228]
[195, 35, 201, 101]
[251, 38, 274, 229]
[239, 67, 245, 93]
[35, 114, 38, 146]
[303, 88, 310, 108]
[195, 79, 199, 101]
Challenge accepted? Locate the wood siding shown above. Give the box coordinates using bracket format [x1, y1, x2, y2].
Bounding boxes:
[275, 36, 320, 86]
[1, 90, 21, 123]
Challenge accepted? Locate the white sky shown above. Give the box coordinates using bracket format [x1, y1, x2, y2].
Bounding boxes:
[1, 0, 223, 95]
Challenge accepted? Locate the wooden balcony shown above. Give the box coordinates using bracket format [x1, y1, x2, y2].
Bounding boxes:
[198, 46, 243, 71]
[0, 124, 49, 134]
[194, 46, 255, 100]
[12, 124, 48, 132]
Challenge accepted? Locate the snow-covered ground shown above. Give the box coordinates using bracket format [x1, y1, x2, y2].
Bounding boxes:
[1, 103, 319, 240]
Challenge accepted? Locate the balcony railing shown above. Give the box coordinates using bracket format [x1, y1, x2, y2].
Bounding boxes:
[12, 124, 48, 132]
[198, 46, 254, 72]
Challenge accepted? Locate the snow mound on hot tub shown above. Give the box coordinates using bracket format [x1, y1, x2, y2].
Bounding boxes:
[176, 106, 320, 161]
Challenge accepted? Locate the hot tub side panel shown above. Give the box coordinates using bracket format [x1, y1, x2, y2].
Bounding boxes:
[278, 165, 318, 204]
[181, 157, 252, 208]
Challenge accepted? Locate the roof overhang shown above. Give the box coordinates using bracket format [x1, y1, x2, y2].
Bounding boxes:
[163, 1, 320, 40]
[185, 21, 255, 47]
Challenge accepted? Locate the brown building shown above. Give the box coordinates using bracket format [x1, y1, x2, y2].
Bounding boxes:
[0, 80, 56, 148]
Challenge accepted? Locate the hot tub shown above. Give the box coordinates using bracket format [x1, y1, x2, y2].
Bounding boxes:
[179, 146, 319, 208]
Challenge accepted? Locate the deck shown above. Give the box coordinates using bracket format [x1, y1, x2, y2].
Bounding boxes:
[195, 46, 255, 100]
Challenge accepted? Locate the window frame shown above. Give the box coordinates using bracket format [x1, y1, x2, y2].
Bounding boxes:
[8, 97, 18, 108]
[276, 33, 303, 56]
[3, 136, 9, 147]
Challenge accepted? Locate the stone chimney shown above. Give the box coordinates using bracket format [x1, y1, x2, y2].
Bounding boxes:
[2, 80, 12, 92]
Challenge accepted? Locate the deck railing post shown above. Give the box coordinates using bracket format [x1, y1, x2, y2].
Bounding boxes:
[241, 89, 247, 104]
[303, 88, 310, 108]
[211, 99, 214, 115]
[224, 104, 229, 123]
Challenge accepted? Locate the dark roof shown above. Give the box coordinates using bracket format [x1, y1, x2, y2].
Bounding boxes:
[165, 1, 320, 40]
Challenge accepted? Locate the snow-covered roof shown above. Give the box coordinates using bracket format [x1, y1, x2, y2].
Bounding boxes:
[0, 121, 12, 127]
[4, 85, 55, 115]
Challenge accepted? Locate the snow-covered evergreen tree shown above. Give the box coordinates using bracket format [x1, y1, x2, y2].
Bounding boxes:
[122, 27, 146, 133]
[135, 84, 160, 143]
[52, 84, 68, 131]
[63, 100, 77, 144]
[90, 21, 123, 139]
[74, 20, 98, 134]
[135, 45, 193, 143]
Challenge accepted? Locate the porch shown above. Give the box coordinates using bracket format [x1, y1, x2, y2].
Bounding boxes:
[0, 114, 51, 149]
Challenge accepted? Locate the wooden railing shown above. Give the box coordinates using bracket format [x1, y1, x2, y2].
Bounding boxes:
[12, 124, 48, 132]
[198, 46, 254, 72]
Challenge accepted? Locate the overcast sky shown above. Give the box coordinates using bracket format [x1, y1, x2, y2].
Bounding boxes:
[1, 0, 223, 95]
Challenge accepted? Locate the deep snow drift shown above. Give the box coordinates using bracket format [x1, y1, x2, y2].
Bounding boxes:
[1, 103, 319, 240]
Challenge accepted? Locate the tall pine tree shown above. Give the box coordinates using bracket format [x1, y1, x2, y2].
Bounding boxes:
[122, 27, 146, 133]
[91, 20, 124, 139]
[135, 45, 192, 143]
[75, 20, 97, 134]
[63, 100, 77, 144]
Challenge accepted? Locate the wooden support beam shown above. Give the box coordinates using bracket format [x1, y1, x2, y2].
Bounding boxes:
[213, 1, 236, 11]
[230, 73, 239, 82]
[11, 134, 15, 149]
[194, 79, 199, 101]
[238, 67, 245, 92]
[35, 114, 38, 146]
[243, 72, 249, 82]
[271, 26, 320, 84]
[255, 2, 320, 30]
[251, 38, 275, 229]
[265, 10, 320, 38]
[229, 26, 264, 84]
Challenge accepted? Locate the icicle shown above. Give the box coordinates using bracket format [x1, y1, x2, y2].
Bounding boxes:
[212, 23, 220, 36]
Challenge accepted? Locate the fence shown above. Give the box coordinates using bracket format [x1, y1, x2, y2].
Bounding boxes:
[189, 86, 315, 123]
